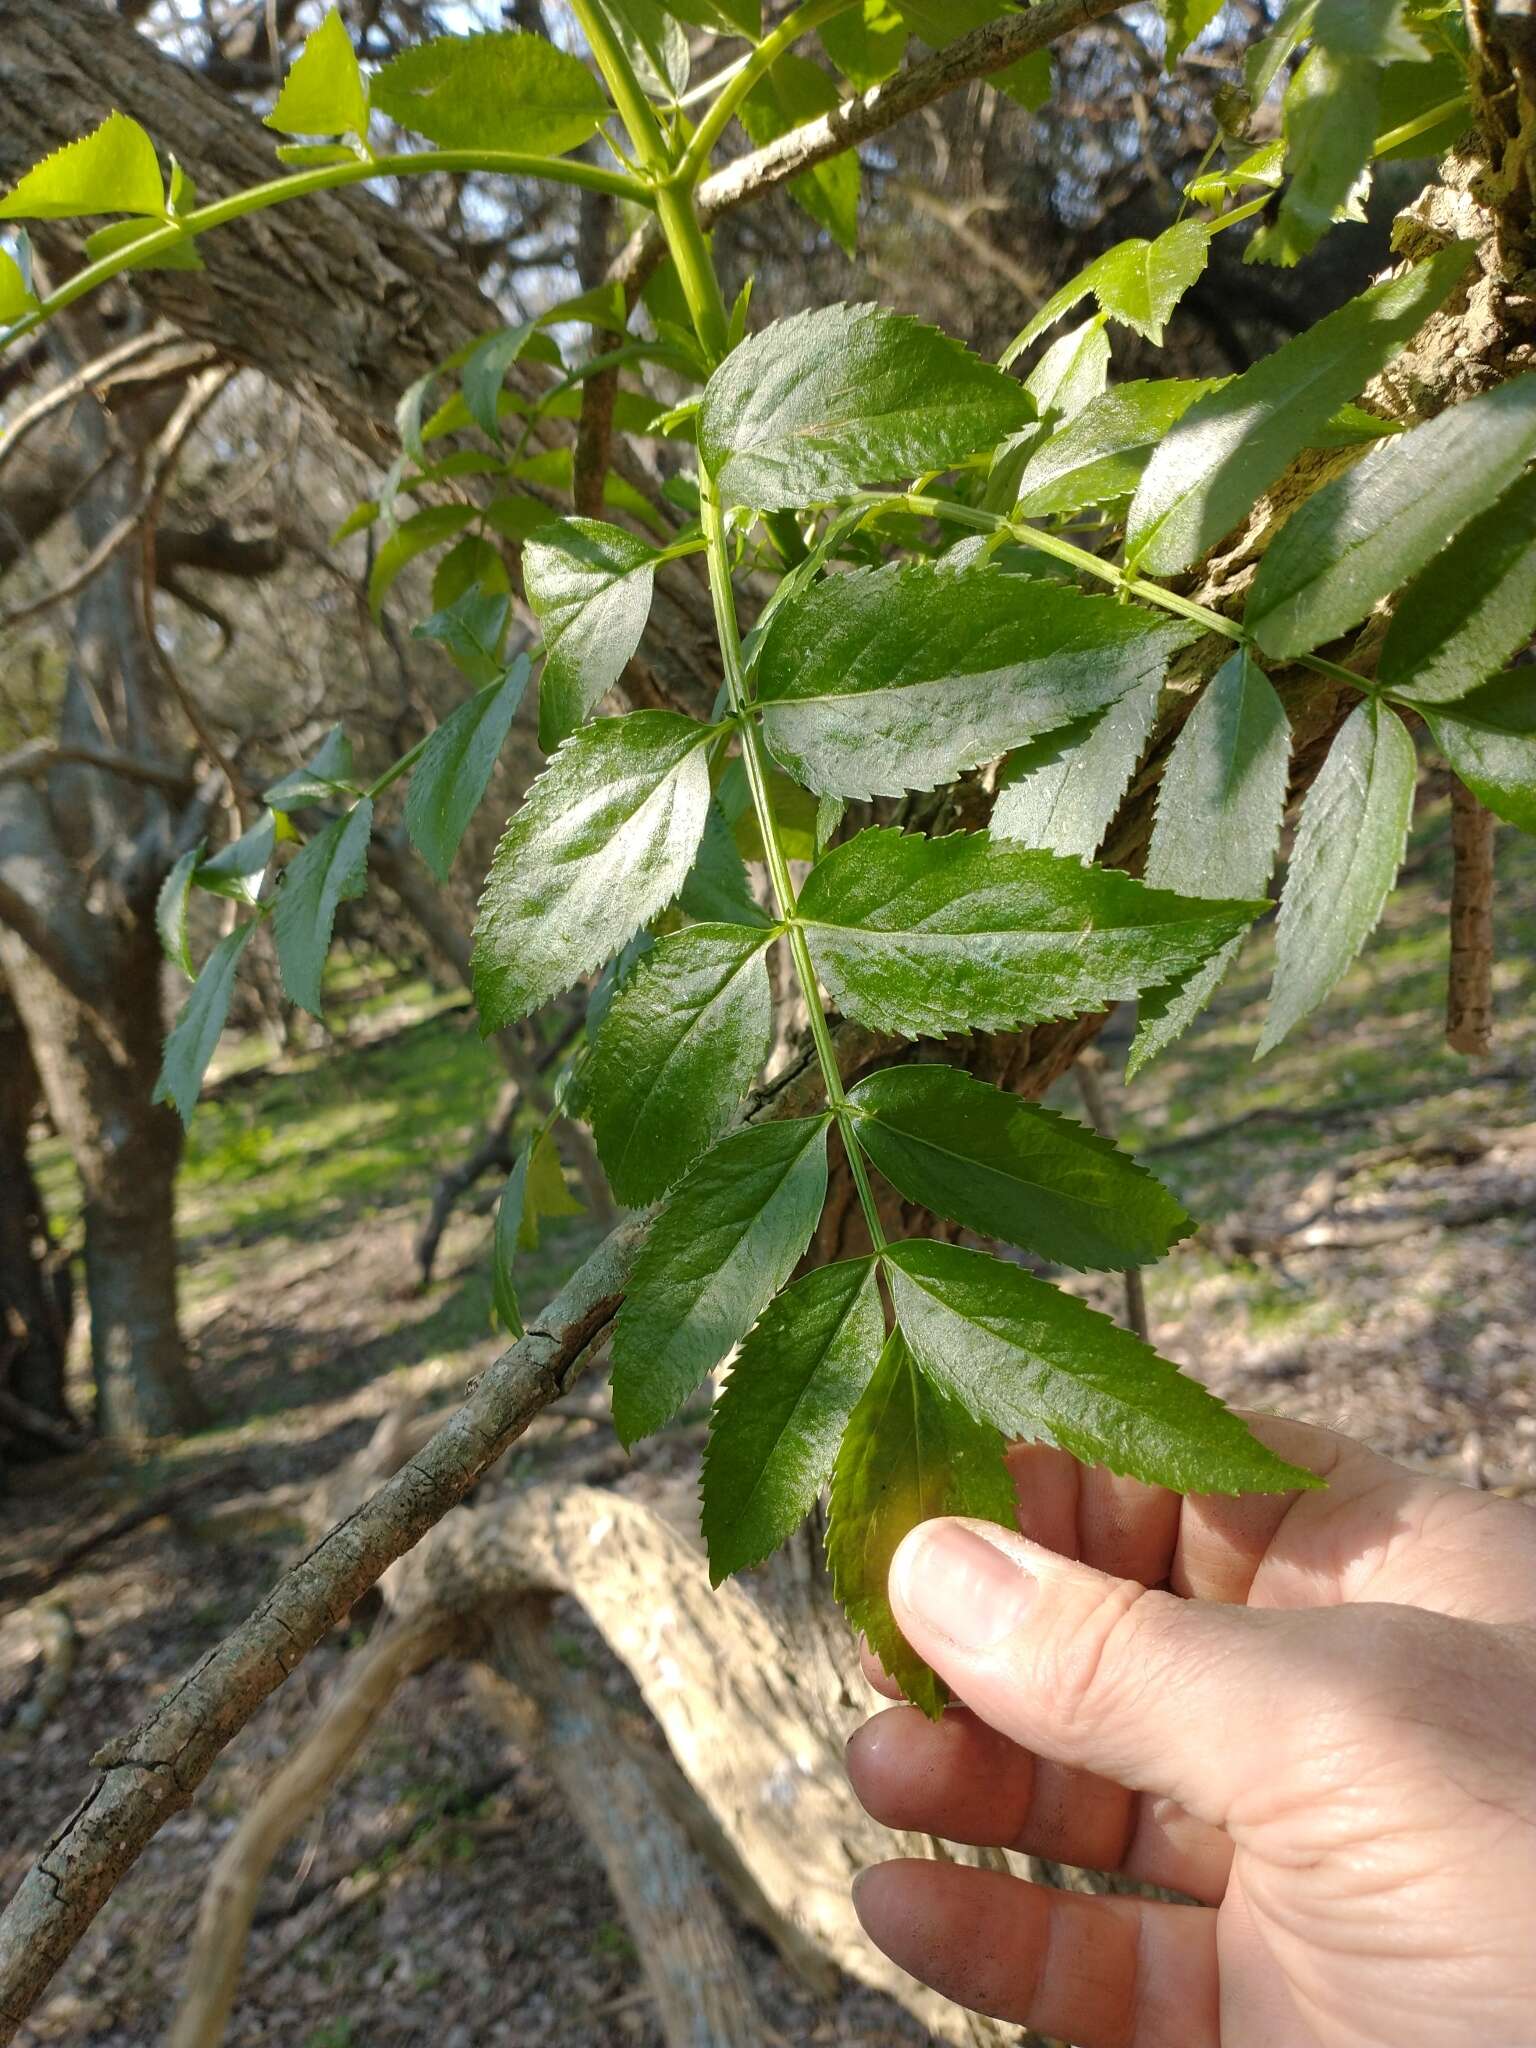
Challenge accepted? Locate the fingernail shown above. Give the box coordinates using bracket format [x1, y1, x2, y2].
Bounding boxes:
[894, 1522, 1036, 1651]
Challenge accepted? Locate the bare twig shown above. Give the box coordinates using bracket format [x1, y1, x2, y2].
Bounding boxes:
[0, 737, 193, 796]
[1447, 776, 1496, 1055]
[1073, 1050, 1151, 1342]
[0, 328, 215, 481]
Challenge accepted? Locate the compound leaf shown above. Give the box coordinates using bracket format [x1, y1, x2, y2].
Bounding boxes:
[610, 1115, 832, 1445]
[1258, 698, 1415, 1054]
[798, 826, 1262, 1038]
[851, 1065, 1192, 1270]
[405, 657, 530, 883]
[698, 303, 1032, 510]
[587, 922, 775, 1205]
[756, 563, 1195, 800]
[886, 1239, 1319, 1493]
[523, 518, 658, 750]
[702, 1257, 885, 1581]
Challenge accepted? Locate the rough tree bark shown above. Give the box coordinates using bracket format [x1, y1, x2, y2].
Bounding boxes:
[0, 978, 73, 1453]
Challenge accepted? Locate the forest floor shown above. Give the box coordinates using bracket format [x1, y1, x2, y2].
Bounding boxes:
[1, 787, 1533, 2048]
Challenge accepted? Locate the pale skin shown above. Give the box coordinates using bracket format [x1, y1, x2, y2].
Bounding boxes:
[845, 1415, 1536, 2048]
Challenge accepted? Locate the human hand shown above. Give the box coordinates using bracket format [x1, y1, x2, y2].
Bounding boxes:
[845, 1417, 1536, 2047]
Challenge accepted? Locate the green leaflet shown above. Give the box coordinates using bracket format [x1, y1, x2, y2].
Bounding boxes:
[1314, 0, 1427, 62]
[1250, 378, 1536, 659]
[433, 536, 509, 610]
[697, 303, 1033, 511]
[154, 924, 256, 1125]
[797, 826, 1262, 1038]
[1259, 698, 1416, 1055]
[1001, 221, 1209, 364]
[1012, 378, 1221, 518]
[81, 217, 200, 275]
[412, 588, 511, 686]
[586, 922, 776, 1205]
[522, 519, 659, 750]
[1248, 48, 1377, 268]
[987, 318, 1110, 511]
[404, 657, 530, 883]
[885, 1240, 1319, 1493]
[1246, 0, 1318, 102]
[701, 1257, 885, 1582]
[471, 712, 713, 1031]
[1162, 0, 1226, 59]
[755, 564, 1195, 801]
[368, 505, 476, 617]
[461, 324, 538, 444]
[1420, 673, 1536, 837]
[0, 113, 164, 221]
[273, 800, 373, 1017]
[663, 0, 761, 37]
[821, 0, 907, 90]
[1127, 245, 1473, 576]
[1378, 472, 1536, 705]
[1145, 652, 1291, 900]
[195, 811, 281, 905]
[609, 1116, 832, 1445]
[1130, 651, 1291, 1074]
[263, 10, 370, 139]
[263, 725, 356, 808]
[597, 0, 690, 100]
[740, 53, 859, 257]
[990, 677, 1163, 861]
[678, 801, 770, 928]
[491, 1148, 531, 1339]
[155, 843, 204, 979]
[851, 1065, 1193, 1270]
[826, 1328, 1017, 1719]
[0, 244, 40, 322]
[370, 32, 610, 155]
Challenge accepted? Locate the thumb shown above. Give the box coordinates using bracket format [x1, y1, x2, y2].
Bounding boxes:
[888, 1517, 1312, 1828]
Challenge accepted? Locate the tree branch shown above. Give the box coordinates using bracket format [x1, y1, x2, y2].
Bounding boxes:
[574, 0, 1124, 516]
[1447, 777, 1496, 1055]
[0, 739, 193, 796]
[0, 1216, 645, 2041]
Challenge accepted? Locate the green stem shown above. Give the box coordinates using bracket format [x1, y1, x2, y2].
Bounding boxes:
[699, 470, 887, 1253]
[857, 491, 1371, 692]
[1373, 94, 1468, 158]
[654, 183, 732, 361]
[5, 150, 651, 350]
[567, 0, 672, 173]
[675, 0, 862, 187]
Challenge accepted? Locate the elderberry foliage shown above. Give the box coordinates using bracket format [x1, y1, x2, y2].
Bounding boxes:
[8, 0, 1536, 1713]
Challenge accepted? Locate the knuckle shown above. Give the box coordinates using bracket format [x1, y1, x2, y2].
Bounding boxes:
[1041, 1576, 1168, 1733]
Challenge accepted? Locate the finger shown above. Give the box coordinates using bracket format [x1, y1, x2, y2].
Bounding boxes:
[853, 1858, 1219, 2048]
[888, 1517, 1318, 1825]
[1005, 1439, 1082, 1555]
[847, 1705, 1232, 1903]
[1171, 1413, 1354, 1603]
[859, 1636, 904, 1699]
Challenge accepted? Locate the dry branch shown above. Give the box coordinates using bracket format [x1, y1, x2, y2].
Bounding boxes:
[1447, 777, 1496, 1055]
[166, 1614, 473, 2048]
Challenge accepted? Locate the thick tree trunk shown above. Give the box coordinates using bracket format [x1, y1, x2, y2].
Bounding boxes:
[1, 918, 199, 1441]
[0, 983, 73, 1446]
